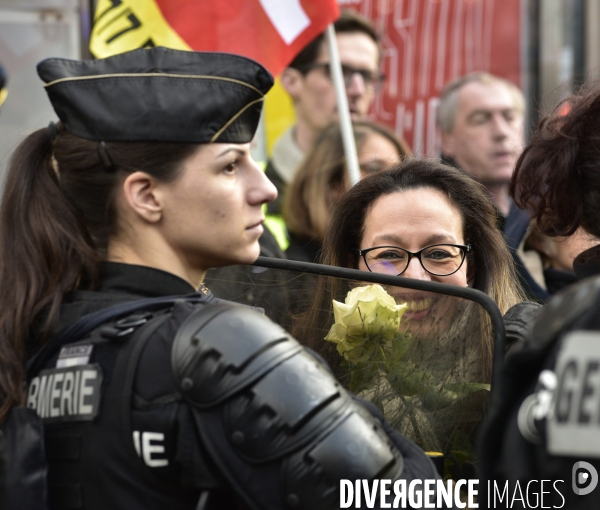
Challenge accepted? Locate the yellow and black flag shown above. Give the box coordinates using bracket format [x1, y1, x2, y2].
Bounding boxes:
[90, 0, 189, 58]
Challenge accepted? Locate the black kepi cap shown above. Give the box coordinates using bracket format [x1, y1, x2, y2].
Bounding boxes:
[37, 47, 274, 144]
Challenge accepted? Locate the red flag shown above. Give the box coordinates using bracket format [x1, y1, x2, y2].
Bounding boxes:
[90, 0, 340, 77]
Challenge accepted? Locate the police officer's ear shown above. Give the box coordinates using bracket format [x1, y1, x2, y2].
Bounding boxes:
[120, 171, 163, 224]
[280, 67, 304, 102]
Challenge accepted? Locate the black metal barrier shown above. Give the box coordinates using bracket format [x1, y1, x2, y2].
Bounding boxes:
[205, 256, 506, 481]
[253, 256, 506, 389]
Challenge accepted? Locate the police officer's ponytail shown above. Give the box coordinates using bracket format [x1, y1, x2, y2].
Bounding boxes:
[511, 81, 600, 239]
[0, 126, 95, 422]
[0, 127, 198, 423]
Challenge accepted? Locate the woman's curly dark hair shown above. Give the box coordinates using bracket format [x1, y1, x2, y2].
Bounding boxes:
[511, 81, 600, 238]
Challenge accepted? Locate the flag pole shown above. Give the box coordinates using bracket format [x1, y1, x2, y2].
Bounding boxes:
[325, 24, 360, 186]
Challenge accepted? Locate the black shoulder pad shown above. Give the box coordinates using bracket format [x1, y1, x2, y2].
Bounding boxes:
[171, 303, 302, 408]
[173, 305, 410, 509]
[530, 276, 600, 348]
[504, 300, 543, 351]
[223, 348, 352, 462]
[193, 370, 406, 509]
[282, 401, 404, 505]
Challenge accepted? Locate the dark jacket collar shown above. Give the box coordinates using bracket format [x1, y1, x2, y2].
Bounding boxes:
[96, 261, 197, 297]
[59, 262, 201, 327]
[31, 262, 201, 360]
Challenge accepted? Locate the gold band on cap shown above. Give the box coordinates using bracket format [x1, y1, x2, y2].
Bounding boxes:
[211, 97, 265, 143]
[38, 48, 273, 143]
[44, 73, 265, 96]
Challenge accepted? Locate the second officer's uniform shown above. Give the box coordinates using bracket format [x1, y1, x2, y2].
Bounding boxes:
[478, 245, 600, 508]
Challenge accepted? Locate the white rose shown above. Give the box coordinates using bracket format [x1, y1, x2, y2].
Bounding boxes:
[325, 284, 407, 363]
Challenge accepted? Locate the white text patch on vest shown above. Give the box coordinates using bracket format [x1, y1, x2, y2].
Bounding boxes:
[548, 331, 600, 457]
[27, 364, 103, 423]
[57, 343, 94, 367]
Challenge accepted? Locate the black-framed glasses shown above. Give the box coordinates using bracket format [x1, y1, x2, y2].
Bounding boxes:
[355, 244, 471, 277]
[296, 62, 385, 91]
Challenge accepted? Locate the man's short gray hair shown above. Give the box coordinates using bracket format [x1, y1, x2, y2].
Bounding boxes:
[436, 72, 525, 133]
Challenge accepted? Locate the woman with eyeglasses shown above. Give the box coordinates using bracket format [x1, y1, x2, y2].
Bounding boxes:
[327, 159, 523, 358]
[291, 159, 525, 462]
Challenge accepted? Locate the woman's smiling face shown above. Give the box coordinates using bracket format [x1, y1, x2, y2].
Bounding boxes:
[358, 187, 468, 283]
[358, 187, 468, 330]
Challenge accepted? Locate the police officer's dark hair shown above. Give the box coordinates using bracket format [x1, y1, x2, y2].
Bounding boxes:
[0, 125, 197, 422]
[511, 80, 600, 239]
[288, 9, 380, 71]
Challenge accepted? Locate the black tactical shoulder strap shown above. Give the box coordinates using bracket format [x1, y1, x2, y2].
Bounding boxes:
[26, 292, 211, 379]
[172, 304, 408, 510]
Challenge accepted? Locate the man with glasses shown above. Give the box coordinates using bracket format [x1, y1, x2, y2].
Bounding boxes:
[266, 9, 383, 215]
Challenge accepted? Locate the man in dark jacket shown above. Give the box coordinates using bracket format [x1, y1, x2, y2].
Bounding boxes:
[437, 73, 554, 301]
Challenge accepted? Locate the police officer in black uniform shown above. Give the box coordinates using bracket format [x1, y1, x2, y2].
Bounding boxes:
[478, 82, 600, 508]
[0, 48, 442, 509]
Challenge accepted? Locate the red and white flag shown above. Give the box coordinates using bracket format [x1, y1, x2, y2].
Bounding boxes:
[90, 0, 340, 76]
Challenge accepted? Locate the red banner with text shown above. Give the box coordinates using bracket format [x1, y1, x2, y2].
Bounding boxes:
[342, 0, 522, 156]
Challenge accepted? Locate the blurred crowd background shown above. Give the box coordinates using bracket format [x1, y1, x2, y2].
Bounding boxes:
[1, 0, 600, 174]
[4, 2, 600, 496]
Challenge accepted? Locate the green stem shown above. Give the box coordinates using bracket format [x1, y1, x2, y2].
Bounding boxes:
[398, 394, 425, 447]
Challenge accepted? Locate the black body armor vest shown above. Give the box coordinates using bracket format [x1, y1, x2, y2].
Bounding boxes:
[24, 291, 437, 510]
